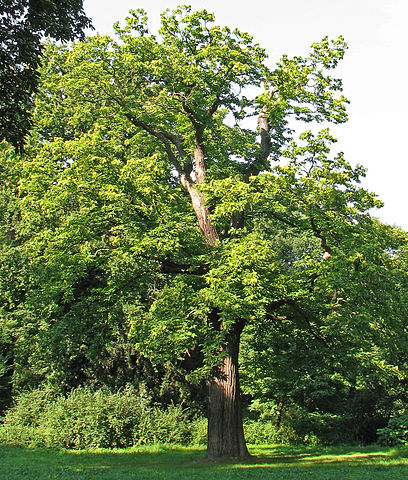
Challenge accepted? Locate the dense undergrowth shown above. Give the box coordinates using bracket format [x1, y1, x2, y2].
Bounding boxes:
[0, 386, 406, 449]
[0, 386, 206, 448]
[0, 386, 293, 449]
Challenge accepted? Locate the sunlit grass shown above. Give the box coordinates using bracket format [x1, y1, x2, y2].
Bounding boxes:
[0, 444, 407, 479]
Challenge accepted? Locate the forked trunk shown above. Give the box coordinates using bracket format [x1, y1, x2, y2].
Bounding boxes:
[206, 320, 250, 458]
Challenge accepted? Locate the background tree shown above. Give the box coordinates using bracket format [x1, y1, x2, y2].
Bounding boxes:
[0, 0, 92, 149]
[0, 141, 25, 413]
[240, 221, 408, 443]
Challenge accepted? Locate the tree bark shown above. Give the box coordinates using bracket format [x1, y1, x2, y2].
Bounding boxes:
[180, 173, 218, 246]
[206, 319, 250, 458]
[258, 105, 271, 161]
[275, 397, 285, 429]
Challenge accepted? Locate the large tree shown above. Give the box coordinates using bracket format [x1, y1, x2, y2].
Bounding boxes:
[0, 0, 92, 149]
[4, 6, 407, 458]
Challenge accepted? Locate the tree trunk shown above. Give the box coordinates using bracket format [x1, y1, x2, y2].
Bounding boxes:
[206, 320, 250, 458]
[180, 174, 218, 246]
[275, 397, 284, 430]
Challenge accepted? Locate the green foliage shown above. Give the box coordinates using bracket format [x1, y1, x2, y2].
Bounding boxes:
[1, 5, 408, 454]
[378, 414, 408, 446]
[1, 385, 408, 450]
[0, 141, 27, 412]
[0, 1, 92, 148]
[12, 7, 363, 386]
[134, 403, 193, 447]
[188, 416, 208, 445]
[0, 385, 199, 449]
[0, 387, 55, 445]
[243, 420, 298, 445]
[244, 400, 384, 446]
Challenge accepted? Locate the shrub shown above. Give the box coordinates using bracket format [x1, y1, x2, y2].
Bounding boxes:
[244, 420, 299, 445]
[378, 414, 408, 446]
[40, 385, 151, 448]
[0, 386, 56, 446]
[132, 403, 193, 446]
[0, 385, 197, 449]
[189, 416, 207, 445]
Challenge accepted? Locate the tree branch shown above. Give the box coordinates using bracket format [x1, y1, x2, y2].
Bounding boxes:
[265, 299, 331, 348]
[309, 215, 332, 258]
[159, 258, 208, 275]
[290, 302, 331, 348]
[124, 113, 191, 177]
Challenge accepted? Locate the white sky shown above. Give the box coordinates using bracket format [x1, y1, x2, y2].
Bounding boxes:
[83, 0, 408, 231]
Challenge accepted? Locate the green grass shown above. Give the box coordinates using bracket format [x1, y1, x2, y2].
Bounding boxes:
[1, 444, 407, 479]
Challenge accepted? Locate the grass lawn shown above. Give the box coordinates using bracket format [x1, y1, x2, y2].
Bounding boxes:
[1, 444, 407, 479]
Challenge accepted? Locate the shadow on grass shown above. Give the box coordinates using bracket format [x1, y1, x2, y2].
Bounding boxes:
[1, 444, 408, 479]
[224, 445, 408, 479]
[0, 444, 206, 470]
[248, 444, 392, 463]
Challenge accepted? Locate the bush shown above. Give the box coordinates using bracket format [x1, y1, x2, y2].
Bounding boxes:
[132, 403, 193, 446]
[0, 385, 199, 449]
[40, 385, 151, 448]
[189, 416, 207, 445]
[270, 403, 385, 445]
[244, 420, 299, 445]
[0, 386, 56, 446]
[378, 414, 408, 446]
